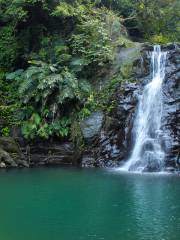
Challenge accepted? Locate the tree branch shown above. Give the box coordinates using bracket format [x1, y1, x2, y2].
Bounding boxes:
[122, 15, 136, 22]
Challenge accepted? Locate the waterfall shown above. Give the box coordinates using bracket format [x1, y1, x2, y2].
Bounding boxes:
[123, 45, 167, 172]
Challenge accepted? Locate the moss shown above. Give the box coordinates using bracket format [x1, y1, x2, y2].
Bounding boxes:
[70, 121, 84, 150]
[0, 147, 18, 167]
[120, 64, 133, 79]
[0, 105, 19, 135]
[82, 39, 142, 116]
[115, 43, 142, 81]
[0, 137, 20, 154]
[148, 33, 171, 44]
[1, 127, 10, 137]
[114, 36, 138, 48]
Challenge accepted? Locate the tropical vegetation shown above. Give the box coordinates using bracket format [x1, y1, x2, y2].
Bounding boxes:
[0, 0, 179, 141]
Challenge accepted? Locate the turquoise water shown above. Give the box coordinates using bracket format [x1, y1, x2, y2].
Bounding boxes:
[0, 168, 180, 240]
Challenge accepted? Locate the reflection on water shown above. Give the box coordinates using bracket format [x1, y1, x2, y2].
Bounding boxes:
[0, 168, 179, 240]
[108, 170, 180, 240]
[131, 175, 170, 240]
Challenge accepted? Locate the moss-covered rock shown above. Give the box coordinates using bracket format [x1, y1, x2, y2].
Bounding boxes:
[0, 137, 26, 168]
[115, 43, 142, 80]
[0, 137, 20, 154]
[0, 147, 18, 167]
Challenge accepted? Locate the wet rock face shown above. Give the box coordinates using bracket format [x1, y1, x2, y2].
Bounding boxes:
[161, 44, 180, 167]
[18, 140, 81, 167]
[0, 137, 81, 168]
[81, 82, 140, 168]
[0, 137, 27, 168]
[82, 43, 180, 169]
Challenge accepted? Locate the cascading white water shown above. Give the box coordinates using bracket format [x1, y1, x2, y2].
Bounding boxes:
[123, 45, 167, 172]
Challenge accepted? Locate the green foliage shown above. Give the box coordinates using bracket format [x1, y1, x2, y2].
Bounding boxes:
[70, 18, 113, 67]
[95, 77, 121, 112]
[8, 60, 91, 139]
[70, 121, 84, 149]
[0, 0, 27, 24]
[0, 26, 18, 69]
[0, 69, 20, 132]
[0, 104, 20, 137]
[149, 34, 170, 44]
[78, 94, 99, 119]
[98, 0, 180, 43]
[21, 113, 41, 139]
[2, 0, 118, 140]
[16, 61, 90, 106]
[52, 0, 92, 19]
[54, 2, 115, 75]
[1, 127, 10, 137]
[135, 0, 180, 42]
[0, 106, 13, 123]
[114, 36, 135, 48]
[22, 113, 71, 139]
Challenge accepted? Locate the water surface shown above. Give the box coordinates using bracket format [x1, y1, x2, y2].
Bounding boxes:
[0, 167, 180, 240]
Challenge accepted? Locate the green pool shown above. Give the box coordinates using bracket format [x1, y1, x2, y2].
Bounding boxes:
[0, 167, 179, 240]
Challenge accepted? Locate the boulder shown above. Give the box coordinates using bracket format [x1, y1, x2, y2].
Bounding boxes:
[0, 137, 28, 168]
[81, 155, 95, 168]
[0, 162, 6, 168]
[0, 137, 20, 154]
[80, 111, 104, 141]
[0, 148, 18, 167]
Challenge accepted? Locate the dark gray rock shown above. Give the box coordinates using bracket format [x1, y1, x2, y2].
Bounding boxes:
[81, 155, 95, 168]
[19, 141, 81, 167]
[0, 136, 81, 168]
[80, 111, 104, 141]
[0, 148, 18, 167]
[0, 137, 26, 168]
[0, 137, 20, 154]
[0, 162, 6, 168]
